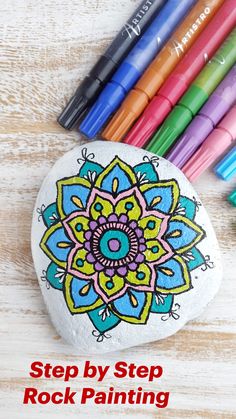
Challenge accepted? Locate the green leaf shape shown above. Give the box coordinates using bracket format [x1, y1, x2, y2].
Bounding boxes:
[185, 246, 205, 271]
[133, 162, 159, 183]
[88, 305, 121, 333]
[150, 294, 173, 313]
[46, 262, 65, 290]
[42, 203, 59, 227]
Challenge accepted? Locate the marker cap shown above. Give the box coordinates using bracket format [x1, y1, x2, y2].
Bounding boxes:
[218, 106, 236, 137]
[214, 147, 236, 181]
[182, 106, 236, 182]
[102, 70, 165, 141]
[58, 76, 102, 130]
[201, 65, 236, 124]
[167, 115, 214, 168]
[228, 190, 236, 207]
[125, 76, 200, 149]
[158, 74, 189, 107]
[80, 81, 128, 138]
[146, 104, 194, 156]
[167, 66, 236, 168]
[200, 94, 233, 126]
[102, 89, 149, 142]
[80, 63, 141, 138]
[180, 85, 209, 115]
[58, 57, 115, 129]
[125, 95, 172, 147]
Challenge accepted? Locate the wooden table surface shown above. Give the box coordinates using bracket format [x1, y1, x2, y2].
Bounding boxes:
[0, 1, 236, 417]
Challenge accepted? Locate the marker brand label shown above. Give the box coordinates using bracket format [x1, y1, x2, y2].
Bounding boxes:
[122, 0, 154, 38]
[172, 7, 211, 57]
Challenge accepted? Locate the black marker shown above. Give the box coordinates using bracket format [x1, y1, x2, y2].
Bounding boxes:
[58, 0, 166, 130]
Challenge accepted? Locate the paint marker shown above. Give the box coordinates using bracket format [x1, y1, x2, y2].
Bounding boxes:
[80, 0, 197, 138]
[125, 0, 236, 147]
[182, 106, 236, 182]
[103, 0, 224, 142]
[167, 65, 236, 168]
[228, 190, 236, 207]
[57, 0, 166, 130]
[214, 147, 236, 181]
[146, 29, 236, 156]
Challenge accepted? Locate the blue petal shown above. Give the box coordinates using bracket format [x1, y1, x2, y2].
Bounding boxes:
[65, 275, 103, 314]
[178, 196, 196, 220]
[46, 262, 64, 290]
[185, 247, 205, 271]
[165, 216, 203, 253]
[46, 225, 72, 262]
[79, 161, 103, 179]
[150, 294, 173, 313]
[42, 203, 59, 227]
[88, 305, 121, 333]
[62, 184, 90, 215]
[155, 258, 187, 290]
[70, 277, 99, 309]
[100, 164, 132, 193]
[111, 290, 148, 320]
[143, 183, 178, 214]
[133, 162, 159, 182]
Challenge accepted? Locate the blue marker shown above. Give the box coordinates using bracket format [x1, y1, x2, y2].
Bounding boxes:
[214, 146, 236, 181]
[80, 0, 196, 138]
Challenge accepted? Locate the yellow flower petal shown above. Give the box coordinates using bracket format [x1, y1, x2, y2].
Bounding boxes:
[138, 215, 162, 240]
[115, 193, 142, 221]
[90, 195, 114, 220]
[97, 272, 125, 300]
[66, 215, 90, 244]
[144, 240, 167, 263]
[126, 263, 152, 287]
[71, 248, 95, 276]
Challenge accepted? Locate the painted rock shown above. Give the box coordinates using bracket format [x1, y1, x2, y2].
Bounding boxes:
[31, 141, 222, 353]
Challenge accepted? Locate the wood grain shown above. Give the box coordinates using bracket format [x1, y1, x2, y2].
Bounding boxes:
[0, 1, 236, 418]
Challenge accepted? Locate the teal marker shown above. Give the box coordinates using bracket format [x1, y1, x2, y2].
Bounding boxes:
[228, 190, 236, 207]
[146, 29, 236, 156]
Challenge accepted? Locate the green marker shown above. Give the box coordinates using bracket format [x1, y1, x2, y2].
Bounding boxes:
[228, 190, 236, 207]
[146, 29, 236, 156]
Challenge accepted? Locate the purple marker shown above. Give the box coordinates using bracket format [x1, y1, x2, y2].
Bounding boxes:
[167, 65, 236, 168]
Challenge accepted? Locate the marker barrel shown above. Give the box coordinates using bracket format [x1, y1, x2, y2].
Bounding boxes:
[58, 0, 166, 129]
[167, 65, 236, 168]
[125, 0, 236, 147]
[80, 0, 197, 138]
[103, 0, 224, 142]
[182, 106, 236, 182]
[146, 29, 236, 157]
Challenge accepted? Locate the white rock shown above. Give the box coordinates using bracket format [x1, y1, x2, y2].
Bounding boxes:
[31, 141, 222, 353]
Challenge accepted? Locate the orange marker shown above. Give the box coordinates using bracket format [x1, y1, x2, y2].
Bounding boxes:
[102, 0, 225, 142]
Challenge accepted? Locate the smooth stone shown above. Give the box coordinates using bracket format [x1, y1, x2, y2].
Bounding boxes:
[31, 141, 222, 353]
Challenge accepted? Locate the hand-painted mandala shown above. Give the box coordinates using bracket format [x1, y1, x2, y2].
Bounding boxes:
[37, 145, 211, 343]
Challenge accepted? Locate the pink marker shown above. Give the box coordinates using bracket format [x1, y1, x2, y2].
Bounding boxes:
[182, 106, 236, 182]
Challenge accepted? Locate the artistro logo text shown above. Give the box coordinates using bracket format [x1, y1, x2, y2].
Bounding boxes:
[172, 7, 211, 57]
[122, 0, 155, 38]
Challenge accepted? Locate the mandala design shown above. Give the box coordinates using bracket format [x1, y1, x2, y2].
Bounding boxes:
[39, 150, 207, 341]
